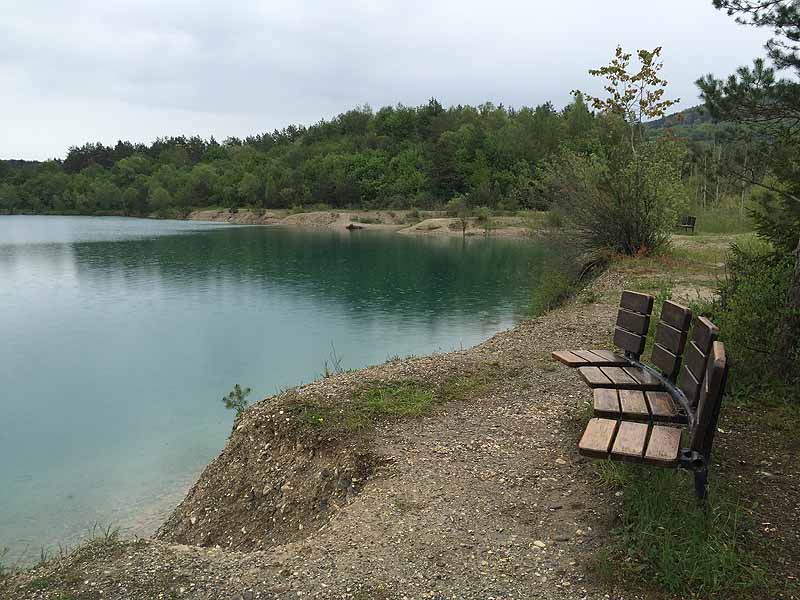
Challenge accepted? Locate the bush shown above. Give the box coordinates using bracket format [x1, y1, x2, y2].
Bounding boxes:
[445, 194, 469, 217]
[544, 211, 563, 229]
[221, 384, 251, 417]
[541, 127, 686, 255]
[712, 240, 799, 394]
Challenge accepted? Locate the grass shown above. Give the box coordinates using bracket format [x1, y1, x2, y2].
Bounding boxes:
[291, 382, 438, 433]
[289, 368, 502, 435]
[591, 462, 769, 598]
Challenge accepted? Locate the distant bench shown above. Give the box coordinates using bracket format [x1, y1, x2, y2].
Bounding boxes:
[552, 291, 728, 500]
[676, 215, 697, 234]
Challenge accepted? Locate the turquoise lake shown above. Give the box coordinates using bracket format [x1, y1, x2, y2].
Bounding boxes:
[0, 215, 566, 563]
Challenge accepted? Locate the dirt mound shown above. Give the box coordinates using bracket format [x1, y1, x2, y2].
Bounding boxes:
[156, 390, 379, 551]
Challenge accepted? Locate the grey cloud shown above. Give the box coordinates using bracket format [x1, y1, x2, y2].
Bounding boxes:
[1, 0, 773, 159]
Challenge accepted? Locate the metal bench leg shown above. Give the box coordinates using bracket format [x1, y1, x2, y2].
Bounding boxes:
[694, 468, 708, 502]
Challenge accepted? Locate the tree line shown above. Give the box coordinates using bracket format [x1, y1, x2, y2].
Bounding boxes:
[0, 97, 597, 216]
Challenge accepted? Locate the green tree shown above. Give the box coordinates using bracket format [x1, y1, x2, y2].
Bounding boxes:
[544, 46, 685, 255]
[221, 384, 252, 418]
[699, 0, 800, 373]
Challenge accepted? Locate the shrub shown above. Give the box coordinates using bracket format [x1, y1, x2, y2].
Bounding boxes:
[713, 240, 799, 395]
[445, 194, 469, 217]
[542, 130, 686, 255]
[544, 211, 563, 229]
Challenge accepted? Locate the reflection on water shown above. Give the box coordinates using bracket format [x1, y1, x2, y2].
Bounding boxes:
[0, 216, 566, 563]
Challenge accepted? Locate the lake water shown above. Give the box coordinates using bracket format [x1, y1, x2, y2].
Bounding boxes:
[0, 215, 565, 563]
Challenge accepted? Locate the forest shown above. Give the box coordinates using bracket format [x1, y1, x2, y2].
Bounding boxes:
[0, 96, 742, 217]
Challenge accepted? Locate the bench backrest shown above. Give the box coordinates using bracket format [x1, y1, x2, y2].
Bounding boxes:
[689, 341, 728, 457]
[613, 291, 655, 360]
[677, 316, 720, 409]
[649, 300, 693, 380]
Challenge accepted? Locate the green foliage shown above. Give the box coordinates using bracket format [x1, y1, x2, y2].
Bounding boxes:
[543, 210, 563, 229]
[542, 128, 687, 254]
[0, 97, 601, 216]
[593, 462, 768, 598]
[221, 384, 252, 417]
[712, 240, 799, 394]
[529, 271, 576, 318]
[528, 251, 586, 318]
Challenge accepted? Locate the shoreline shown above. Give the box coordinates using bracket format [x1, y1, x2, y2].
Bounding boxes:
[185, 207, 540, 238]
[0, 208, 553, 239]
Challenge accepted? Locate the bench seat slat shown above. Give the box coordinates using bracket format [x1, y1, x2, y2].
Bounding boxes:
[578, 418, 619, 458]
[646, 391, 681, 422]
[599, 367, 639, 387]
[551, 350, 588, 367]
[584, 350, 629, 366]
[577, 366, 614, 387]
[611, 421, 648, 461]
[619, 389, 649, 419]
[593, 389, 620, 418]
[644, 426, 682, 467]
[622, 367, 663, 390]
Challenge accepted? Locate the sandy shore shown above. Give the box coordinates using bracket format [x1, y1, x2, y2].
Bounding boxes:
[187, 208, 536, 238]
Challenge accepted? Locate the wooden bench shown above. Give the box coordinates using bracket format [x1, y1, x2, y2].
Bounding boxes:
[676, 215, 697, 234]
[576, 300, 692, 390]
[586, 310, 720, 427]
[578, 341, 728, 499]
[552, 291, 654, 368]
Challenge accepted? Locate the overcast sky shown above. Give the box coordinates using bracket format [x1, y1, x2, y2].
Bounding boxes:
[1, 0, 772, 160]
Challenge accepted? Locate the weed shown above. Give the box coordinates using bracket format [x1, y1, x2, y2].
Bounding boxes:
[87, 523, 120, 546]
[529, 270, 578, 318]
[322, 342, 345, 378]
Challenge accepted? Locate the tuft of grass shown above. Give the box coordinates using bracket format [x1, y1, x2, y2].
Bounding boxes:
[291, 382, 437, 433]
[27, 576, 50, 590]
[592, 463, 769, 598]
